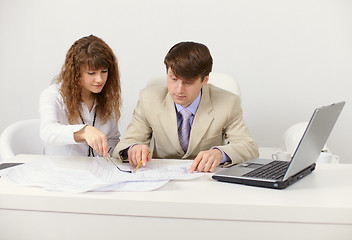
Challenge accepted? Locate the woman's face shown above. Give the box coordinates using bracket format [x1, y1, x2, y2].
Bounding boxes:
[79, 64, 108, 98]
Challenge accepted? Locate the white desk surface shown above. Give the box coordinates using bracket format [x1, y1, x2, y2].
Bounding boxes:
[1, 154, 352, 240]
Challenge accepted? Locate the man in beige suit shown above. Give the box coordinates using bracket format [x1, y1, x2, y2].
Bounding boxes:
[112, 42, 258, 172]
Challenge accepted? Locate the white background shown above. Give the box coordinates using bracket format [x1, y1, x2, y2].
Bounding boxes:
[0, 0, 351, 162]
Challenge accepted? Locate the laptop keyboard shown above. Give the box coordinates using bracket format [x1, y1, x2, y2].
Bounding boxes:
[243, 161, 290, 180]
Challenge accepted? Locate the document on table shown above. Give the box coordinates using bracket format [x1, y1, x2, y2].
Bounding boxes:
[89, 157, 201, 182]
[0, 157, 202, 193]
[0, 159, 106, 193]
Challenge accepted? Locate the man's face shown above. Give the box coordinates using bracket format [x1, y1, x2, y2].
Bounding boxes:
[167, 68, 208, 107]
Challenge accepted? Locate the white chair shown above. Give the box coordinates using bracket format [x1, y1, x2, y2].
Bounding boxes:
[283, 122, 330, 154]
[282, 122, 309, 156]
[208, 72, 241, 97]
[147, 72, 241, 97]
[282, 121, 336, 163]
[0, 119, 44, 162]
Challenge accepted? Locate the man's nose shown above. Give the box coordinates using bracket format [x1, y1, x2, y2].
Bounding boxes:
[176, 80, 184, 91]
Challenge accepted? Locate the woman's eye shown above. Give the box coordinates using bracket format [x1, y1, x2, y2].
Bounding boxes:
[88, 72, 95, 75]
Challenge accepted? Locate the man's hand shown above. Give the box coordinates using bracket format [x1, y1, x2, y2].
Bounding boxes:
[128, 144, 151, 166]
[190, 148, 223, 173]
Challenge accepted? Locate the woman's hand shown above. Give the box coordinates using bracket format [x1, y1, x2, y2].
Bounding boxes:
[74, 125, 109, 158]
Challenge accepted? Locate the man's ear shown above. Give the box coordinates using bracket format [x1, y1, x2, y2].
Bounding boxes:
[202, 75, 209, 85]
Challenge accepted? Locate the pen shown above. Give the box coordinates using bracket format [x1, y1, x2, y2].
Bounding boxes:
[133, 150, 151, 172]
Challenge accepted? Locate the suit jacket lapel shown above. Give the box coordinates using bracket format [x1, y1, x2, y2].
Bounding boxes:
[158, 93, 184, 154]
[184, 85, 214, 158]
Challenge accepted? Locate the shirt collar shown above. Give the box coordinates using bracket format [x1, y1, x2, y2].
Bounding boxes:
[81, 100, 97, 116]
[175, 90, 202, 115]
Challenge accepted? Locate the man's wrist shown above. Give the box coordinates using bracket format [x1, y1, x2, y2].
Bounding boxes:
[120, 144, 137, 160]
[212, 147, 230, 164]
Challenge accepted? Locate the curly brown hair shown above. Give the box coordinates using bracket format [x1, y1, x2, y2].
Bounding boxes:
[57, 35, 121, 124]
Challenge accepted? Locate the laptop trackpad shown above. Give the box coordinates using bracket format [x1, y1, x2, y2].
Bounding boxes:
[240, 163, 263, 169]
[217, 162, 265, 176]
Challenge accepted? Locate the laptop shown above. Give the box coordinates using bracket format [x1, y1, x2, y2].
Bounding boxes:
[212, 101, 345, 189]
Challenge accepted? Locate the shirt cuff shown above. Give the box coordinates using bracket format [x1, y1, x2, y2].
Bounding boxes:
[213, 147, 231, 164]
[71, 124, 87, 144]
[120, 144, 136, 159]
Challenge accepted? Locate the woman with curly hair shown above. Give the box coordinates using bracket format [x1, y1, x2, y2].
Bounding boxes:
[39, 35, 121, 158]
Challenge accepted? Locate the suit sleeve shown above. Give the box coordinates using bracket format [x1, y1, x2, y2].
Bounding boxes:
[215, 98, 259, 164]
[112, 92, 152, 159]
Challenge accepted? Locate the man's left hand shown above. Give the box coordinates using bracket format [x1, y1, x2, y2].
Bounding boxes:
[190, 149, 223, 173]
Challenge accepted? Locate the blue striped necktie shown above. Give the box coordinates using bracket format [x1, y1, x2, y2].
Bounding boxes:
[178, 108, 192, 152]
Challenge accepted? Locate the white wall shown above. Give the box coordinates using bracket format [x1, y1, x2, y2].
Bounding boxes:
[1, 0, 351, 162]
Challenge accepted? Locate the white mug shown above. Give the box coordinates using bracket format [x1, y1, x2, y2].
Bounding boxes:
[272, 151, 291, 161]
[317, 152, 339, 164]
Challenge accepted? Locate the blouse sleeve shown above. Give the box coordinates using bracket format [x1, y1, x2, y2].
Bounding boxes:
[39, 84, 85, 146]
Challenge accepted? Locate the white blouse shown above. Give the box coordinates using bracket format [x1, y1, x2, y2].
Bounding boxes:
[39, 84, 120, 157]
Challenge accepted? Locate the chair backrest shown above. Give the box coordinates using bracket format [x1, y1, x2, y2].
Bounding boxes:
[146, 72, 241, 97]
[283, 121, 330, 156]
[0, 119, 44, 162]
[209, 72, 241, 97]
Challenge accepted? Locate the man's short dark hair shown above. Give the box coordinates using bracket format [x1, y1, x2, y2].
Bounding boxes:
[164, 42, 213, 81]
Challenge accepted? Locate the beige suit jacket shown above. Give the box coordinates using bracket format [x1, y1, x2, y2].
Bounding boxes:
[112, 84, 258, 164]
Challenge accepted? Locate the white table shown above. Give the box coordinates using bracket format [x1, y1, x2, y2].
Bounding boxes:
[1, 154, 351, 240]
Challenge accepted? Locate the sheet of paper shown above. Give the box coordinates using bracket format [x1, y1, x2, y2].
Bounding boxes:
[0, 159, 106, 193]
[89, 157, 203, 182]
[0, 157, 201, 193]
[0, 159, 169, 193]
